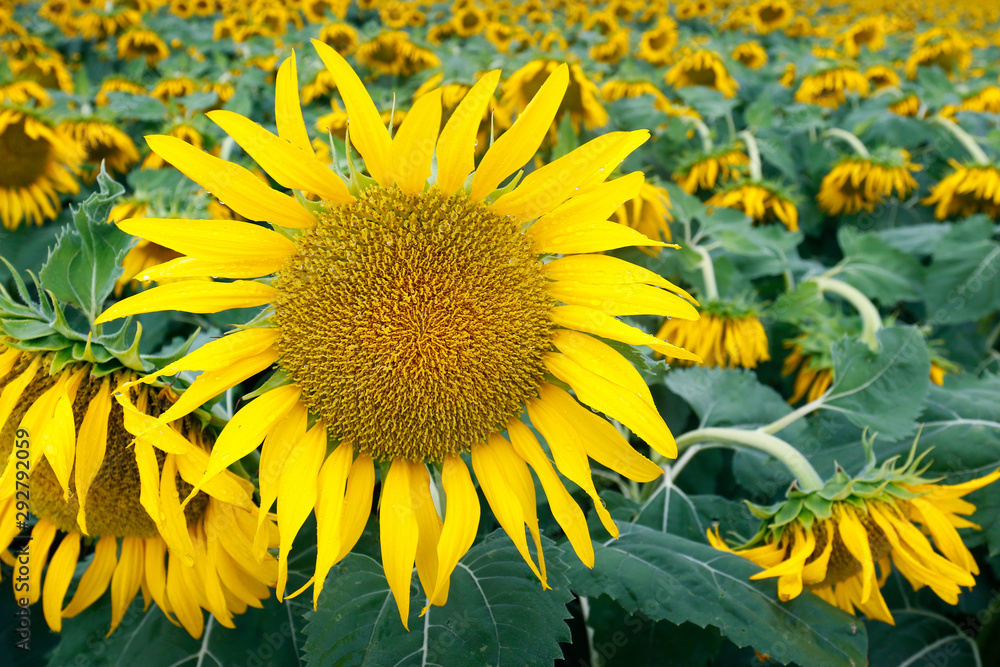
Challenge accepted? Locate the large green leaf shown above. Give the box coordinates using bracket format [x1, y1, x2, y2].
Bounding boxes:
[867, 610, 980, 667]
[303, 531, 572, 667]
[823, 326, 931, 439]
[925, 216, 1000, 325]
[836, 227, 923, 303]
[565, 522, 868, 667]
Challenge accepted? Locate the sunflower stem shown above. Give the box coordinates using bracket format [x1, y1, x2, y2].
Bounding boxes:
[694, 245, 719, 301]
[675, 427, 824, 491]
[685, 117, 714, 153]
[810, 276, 882, 351]
[737, 130, 763, 181]
[823, 128, 871, 158]
[930, 115, 991, 166]
[760, 396, 827, 435]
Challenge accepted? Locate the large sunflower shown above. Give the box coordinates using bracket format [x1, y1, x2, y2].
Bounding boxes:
[97, 44, 700, 626]
[0, 108, 82, 230]
[0, 345, 277, 638]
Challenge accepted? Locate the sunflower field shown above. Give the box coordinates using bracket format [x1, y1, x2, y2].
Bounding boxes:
[3, 0, 1000, 665]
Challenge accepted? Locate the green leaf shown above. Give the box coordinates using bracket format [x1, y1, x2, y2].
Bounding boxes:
[875, 224, 949, 257]
[566, 522, 868, 667]
[303, 531, 572, 667]
[823, 326, 931, 439]
[836, 227, 923, 303]
[103, 91, 169, 121]
[925, 216, 1000, 324]
[770, 281, 831, 325]
[867, 610, 980, 667]
[39, 171, 131, 324]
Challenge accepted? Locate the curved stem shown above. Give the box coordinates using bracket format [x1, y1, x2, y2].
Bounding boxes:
[684, 116, 714, 153]
[738, 130, 763, 181]
[675, 427, 824, 491]
[694, 245, 719, 301]
[811, 276, 882, 351]
[761, 396, 827, 435]
[931, 116, 991, 166]
[823, 128, 871, 158]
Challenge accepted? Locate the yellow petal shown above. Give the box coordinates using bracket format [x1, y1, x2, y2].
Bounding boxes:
[530, 171, 644, 237]
[40, 382, 78, 500]
[42, 533, 80, 632]
[158, 454, 196, 566]
[471, 64, 569, 200]
[311, 39, 392, 185]
[836, 508, 875, 603]
[436, 70, 500, 196]
[175, 447, 255, 510]
[185, 384, 302, 503]
[548, 281, 699, 320]
[0, 356, 40, 439]
[256, 403, 308, 556]
[136, 256, 273, 281]
[428, 455, 479, 606]
[409, 463, 442, 608]
[550, 305, 701, 362]
[507, 419, 595, 568]
[63, 534, 117, 617]
[95, 280, 277, 324]
[313, 441, 355, 607]
[335, 454, 376, 563]
[208, 110, 354, 204]
[389, 89, 441, 194]
[108, 538, 144, 636]
[532, 220, 669, 254]
[551, 329, 654, 406]
[117, 218, 297, 266]
[544, 352, 677, 458]
[380, 459, 421, 629]
[275, 52, 313, 152]
[143, 327, 280, 382]
[166, 553, 204, 639]
[276, 420, 327, 600]
[75, 378, 111, 535]
[492, 131, 649, 222]
[543, 254, 697, 304]
[143, 537, 171, 620]
[145, 134, 316, 228]
[24, 519, 57, 605]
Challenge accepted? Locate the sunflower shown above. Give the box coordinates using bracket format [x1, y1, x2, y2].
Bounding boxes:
[301, 69, 339, 104]
[665, 50, 740, 99]
[779, 63, 796, 87]
[500, 59, 609, 141]
[839, 16, 887, 57]
[865, 65, 899, 91]
[675, 0, 712, 21]
[922, 160, 1000, 220]
[707, 183, 799, 232]
[95, 77, 146, 106]
[657, 304, 770, 369]
[781, 341, 833, 404]
[151, 76, 198, 105]
[539, 31, 568, 52]
[485, 22, 529, 54]
[97, 44, 701, 626]
[0, 108, 82, 231]
[451, 5, 487, 36]
[317, 22, 359, 56]
[379, 0, 415, 28]
[960, 86, 1000, 114]
[732, 41, 768, 69]
[709, 446, 1000, 624]
[747, 0, 793, 34]
[57, 119, 140, 182]
[0, 80, 52, 107]
[794, 67, 870, 108]
[426, 22, 456, 45]
[355, 31, 440, 78]
[672, 144, 749, 194]
[905, 29, 972, 80]
[637, 17, 678, 66]
[590, 31, 630, 65]
[888, 94, 921, 117]
[9, 56, 74, 94]
[610, 181, 674, 256]
[0, 345, 278, 638]
[600, 79, 669, 108]
[816, 150, 920, 216]
[117, 28, 170, 66]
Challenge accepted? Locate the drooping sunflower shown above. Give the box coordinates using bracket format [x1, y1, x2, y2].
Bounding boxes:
[117, 27, 170, 66]
[782, 338, 833, 404]
[888, 94, 921, 117]
[355, 31, 440, 78]
[97, 44, 701, 626]
[707, 182, 799, 232]
[865, 65, 899, 91]
[500, 59, 609, 142]
[959, 86, 1000, 114]
[637, 17, 678, 66]
[0, 344, 278, 638]
[922, 160, 1000, 220]
[58, 119, 140, 182]
[610, 181, 674, 256]
[816, 149, 920, 216]
[77, 8, 141, 41]
[672, 144, 750, 194]
[665, 50, 739, 99]
[0, 80, 52, 107]
[9, 56, 74, 94]
[675, 0, 712, 21]
[317, 22, 359, 56]
[0, 108, 82, 231]
[905, 28, 972, 80]
[95, 77, 146, 106]
[709, 443, 1000, 624]
[600, 79, 669, 108]
[794, 67, 870, 108]
[657, 302, 770, 369]
[151, 76, 198, 105]
[731, 41, 768, 70]
[838, 16, 887, 57]
[779, 63, 796, 87]
[747, 0, 793, 34]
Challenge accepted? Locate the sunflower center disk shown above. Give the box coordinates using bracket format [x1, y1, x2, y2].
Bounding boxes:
[0, 116, 52, 188]
[274, 187, 554, 463]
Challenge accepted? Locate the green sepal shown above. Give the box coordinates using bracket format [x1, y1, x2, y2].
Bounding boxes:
[242, 368, 290, 401]
[771, 497, 803, 527]
[803, 494, 833, 521]
[484, 169, 524, 203]
[343, 125, 378, 195]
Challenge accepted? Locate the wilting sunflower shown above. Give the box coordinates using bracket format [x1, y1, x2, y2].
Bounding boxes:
[300, 69, 338, 104]
[0, 108, 82, 231]
[839, 16, 887, 57]
[960, 86, 1000, 114]
[590, 31, 630, 65]
[657, 302, 770, 369]
[355, 31, 440, 78]
[600, 79, 669, 108]
[888, 94, 921, 117]
[95, 77, 146, 106]
[779, 63, 796, 87]
[317, 22, 359, 56]
[747, 0, 793, 34]
[905, 28, 972, 80]
[672, 144, 750, 194]
[610, 181, 673, 256]
[708, 182, 799, 232]
[117, 28, 170, 66]
[709, 441, 1000, 624]
[151, 76, 198, 105]
[637, 17, 678, 66]
[782, 338, 833, 404]
[817, 149, 920, 216]
[865, 65, 899, 91]
[500, 59, 609, 142]
[0, 80, 51, 107]
[58, 119, 140, 182]
[97, 43, 700, 626]
[9, 56, 74, 94]
[794, 67, 870, 108]
[0, 344, 278, 638]
[731, 41, 768, 69]
[923, 160, 1000, 220]
[665, 50, 739, 99]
